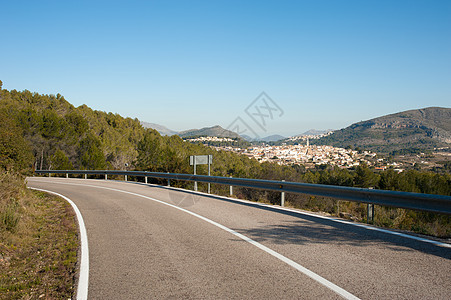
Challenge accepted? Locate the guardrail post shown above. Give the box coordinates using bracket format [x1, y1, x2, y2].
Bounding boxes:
[105, 174, 108, 180]
[167, 172, 170, 187]
[49, 172, 51, 177]
[367, 204, 374, 224]
[229, 176, 233, 196]
[145, 176, 148, 184]
[125, 175, 128, 181]
[66, 173, 68, 179]
[84, 173, 87, 179]
[281, 180, 285, 207]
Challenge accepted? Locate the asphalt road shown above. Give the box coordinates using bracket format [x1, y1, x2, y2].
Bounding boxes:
[27, 177, 451, 299]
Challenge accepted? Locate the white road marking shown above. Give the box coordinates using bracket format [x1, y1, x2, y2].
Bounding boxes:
[29, 187, 89, 300]
[28, 179, 360, 300]
[168, 185, 451, 249]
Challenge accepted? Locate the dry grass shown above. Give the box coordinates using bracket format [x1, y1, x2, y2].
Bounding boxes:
[287, 195, 451, 238]
[0, 172, 78, 299]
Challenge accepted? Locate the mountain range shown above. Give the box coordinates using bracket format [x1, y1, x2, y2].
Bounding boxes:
[141, 122, 288, 142]
[141, 123, 243, 139]
[141, 107, 451, 152]
[141, 121, 332, 142]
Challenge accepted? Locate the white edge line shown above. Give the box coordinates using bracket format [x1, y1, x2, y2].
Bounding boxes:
[156, 183, 451, 249]
[28, 179, 359, 300]
[29, 187, 89, 300]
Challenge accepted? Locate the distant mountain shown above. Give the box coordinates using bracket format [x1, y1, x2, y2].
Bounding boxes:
[301, 129, 334, 136]
[241, 134, 253, 141]
[178, 125, 242, 139]
[260, 135, 286, 142]
[140, 122, 178, 136]
[140, 123, 244, 139]
[318, 107, 451, 153]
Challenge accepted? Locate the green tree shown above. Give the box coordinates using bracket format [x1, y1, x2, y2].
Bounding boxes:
[40, 110, 64, 139]
[51, 150, 73, 170]
[66, 111, 89, 135]
[378, 169, 399, 191]
[323, 167, 354, 186]
[78, 134, 106, 169]
[0, 110, 33, 173]
[354, 164, 379, 188]
[135, 131, 167, 172]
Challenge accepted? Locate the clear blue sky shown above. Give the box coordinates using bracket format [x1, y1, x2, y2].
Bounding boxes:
[1, 0, 450, 137]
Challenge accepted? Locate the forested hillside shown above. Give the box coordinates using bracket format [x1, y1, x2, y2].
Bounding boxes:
[0, 83, 254, 178]
[0, 81, 450, 237]
[316, 107, 451, 153]
[0, 84, 143, 171]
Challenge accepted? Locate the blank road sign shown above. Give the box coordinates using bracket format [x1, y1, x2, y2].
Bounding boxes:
[190, 155, 213, 165]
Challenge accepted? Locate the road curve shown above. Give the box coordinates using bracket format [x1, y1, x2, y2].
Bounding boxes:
[27, 177, 450, 299]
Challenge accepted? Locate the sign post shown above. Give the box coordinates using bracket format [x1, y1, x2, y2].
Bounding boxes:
[190, 155, 213, 193]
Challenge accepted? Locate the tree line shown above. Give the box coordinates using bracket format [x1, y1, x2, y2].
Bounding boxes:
[1, 81, 449, 197]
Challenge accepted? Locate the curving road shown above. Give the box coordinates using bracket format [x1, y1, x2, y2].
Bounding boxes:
[27, 177, 451, 299]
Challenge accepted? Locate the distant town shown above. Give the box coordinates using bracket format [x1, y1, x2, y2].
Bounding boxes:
[185, 135, 401, 170]
[286, 131, 333, 142]
[213, 143, 391, 170]
[185, 136, 236, 143]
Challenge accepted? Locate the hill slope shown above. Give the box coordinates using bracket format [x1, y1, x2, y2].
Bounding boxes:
[178, 125, 242, 139]
[260, 135, 286, 142]
[317, 107, 451, 153]
[140, 121, 178, 136]
[300, 129, 334, 136]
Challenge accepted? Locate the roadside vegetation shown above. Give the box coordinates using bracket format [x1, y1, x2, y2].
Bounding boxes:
[0, 79, 450, 240]
[0, 172, 78, 299]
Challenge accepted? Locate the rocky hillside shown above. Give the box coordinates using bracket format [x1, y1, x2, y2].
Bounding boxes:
[317, 107, 451, 153]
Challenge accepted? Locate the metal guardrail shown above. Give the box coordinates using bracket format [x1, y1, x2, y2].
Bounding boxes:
[34, 169, 451, 215]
